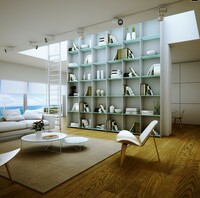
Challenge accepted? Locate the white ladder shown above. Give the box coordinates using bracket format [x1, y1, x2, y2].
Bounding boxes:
[47, 43, 62, 130]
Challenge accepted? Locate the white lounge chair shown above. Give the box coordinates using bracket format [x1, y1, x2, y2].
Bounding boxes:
[116, 120, 160, 166]
[0, 148, 21, 182]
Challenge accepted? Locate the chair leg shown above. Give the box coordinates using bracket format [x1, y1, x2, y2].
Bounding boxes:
[153, 137, 160, 162]
[179, 118, 183, 128]
[5, 163, 13, 183]
[120, 143, 128, 166]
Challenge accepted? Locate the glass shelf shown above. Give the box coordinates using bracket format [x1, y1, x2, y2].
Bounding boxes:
[79, 48, 92, 52]
[107, 77, 123, 81]
[93, 79, 106, 82]
[123, 57, 141, 62]
[107, 59, 123, 64]
[93, 45, 106, 50]
[141, 75, 160, 78]
[107, 42, 122, 47]
[141, 34, 160, 41]
[68, 50, 79, 54]
[141, 54, 160, 60]
[93, 61, 107, 66]
[123, 38, 141, 44]
[123, 76, 140, 80]
[79, 64, 92, 67]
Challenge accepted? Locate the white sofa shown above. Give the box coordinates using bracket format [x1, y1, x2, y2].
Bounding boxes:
[0, 109, 55, 141]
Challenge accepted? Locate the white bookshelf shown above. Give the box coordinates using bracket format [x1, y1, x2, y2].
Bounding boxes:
[67, 19, 161, 136]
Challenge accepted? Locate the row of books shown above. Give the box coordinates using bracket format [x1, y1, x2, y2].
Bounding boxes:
[71, 105, 155, 115]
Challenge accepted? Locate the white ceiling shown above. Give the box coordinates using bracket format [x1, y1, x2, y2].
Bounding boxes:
[0, 0, 199, 69]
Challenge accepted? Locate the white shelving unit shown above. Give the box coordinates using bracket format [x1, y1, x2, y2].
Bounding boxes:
[67, 19, 161, 136]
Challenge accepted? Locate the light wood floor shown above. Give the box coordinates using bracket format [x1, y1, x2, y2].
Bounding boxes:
[1, 120, 200, 198]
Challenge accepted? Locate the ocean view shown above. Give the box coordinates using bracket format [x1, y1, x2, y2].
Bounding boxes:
[0, 105, 44, 116]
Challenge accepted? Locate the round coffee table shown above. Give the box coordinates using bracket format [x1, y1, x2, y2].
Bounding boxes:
[21, 132, 67, 153]
[63, 136, 89, 151]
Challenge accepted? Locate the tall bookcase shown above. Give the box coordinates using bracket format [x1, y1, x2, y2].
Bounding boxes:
[67, 19, 161, 136]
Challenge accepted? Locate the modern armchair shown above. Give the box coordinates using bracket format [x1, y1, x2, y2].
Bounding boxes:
[0, 148, 21, 182]
[116, 120, 160, 166]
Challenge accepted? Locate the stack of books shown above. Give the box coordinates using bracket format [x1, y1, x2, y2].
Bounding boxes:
[125, 107, 140, 114]
[111, 69, 122, 78]
[98, 37, 107, 46]
[141, 110, 154, 115]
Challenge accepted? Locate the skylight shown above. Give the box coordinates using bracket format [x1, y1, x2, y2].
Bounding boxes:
[19, 41, 67, 61]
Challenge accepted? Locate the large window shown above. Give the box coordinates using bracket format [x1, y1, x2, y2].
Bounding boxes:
[0, 80, 66, 117]
[27, 82, 47, 110]
[0, 94, 24, 115]
[0, 80, 27, 115]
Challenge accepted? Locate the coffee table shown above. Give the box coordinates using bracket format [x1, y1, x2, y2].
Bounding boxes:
[21, 132, 67, 153]
[63, 136, 89, 151]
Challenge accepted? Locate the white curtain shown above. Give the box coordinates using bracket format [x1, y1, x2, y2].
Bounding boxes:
[1, 80, 27, 94]
[28, 82, 47, 94]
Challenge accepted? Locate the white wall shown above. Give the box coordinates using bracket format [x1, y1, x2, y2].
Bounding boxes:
[0, 60, 66, 84]
[172, 61, 200, 125]
[161, 10, 199, 136]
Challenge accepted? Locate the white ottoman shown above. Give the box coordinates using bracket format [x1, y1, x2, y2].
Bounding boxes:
[63, 136, 89, 151]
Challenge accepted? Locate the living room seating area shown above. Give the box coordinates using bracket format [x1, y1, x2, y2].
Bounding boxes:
[0, 108, 55, 141]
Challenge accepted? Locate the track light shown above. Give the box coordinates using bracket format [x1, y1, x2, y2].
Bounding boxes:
[112, 17, 123, 26]
[3, 47, 13, 53]
[44, 35, 55, 43]
[158, 6, 167, 21]
[29, 41, 39, 50]
[77, 28, 84, 39]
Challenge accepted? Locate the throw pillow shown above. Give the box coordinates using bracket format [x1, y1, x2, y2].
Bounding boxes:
[3, 109, 25, 121]
[23, 108, 44, 120]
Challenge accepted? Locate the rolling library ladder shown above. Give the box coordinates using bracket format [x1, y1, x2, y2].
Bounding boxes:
[47, 43, 62, 130]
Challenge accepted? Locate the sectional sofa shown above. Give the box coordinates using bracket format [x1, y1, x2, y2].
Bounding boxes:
[0, 108, 55, 141]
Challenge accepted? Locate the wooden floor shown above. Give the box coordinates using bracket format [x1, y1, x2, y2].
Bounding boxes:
[1, 120, 200, 198]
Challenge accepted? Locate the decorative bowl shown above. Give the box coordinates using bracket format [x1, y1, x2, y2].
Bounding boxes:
[115, 109, 122, 113]
[146, 50, 157, 55]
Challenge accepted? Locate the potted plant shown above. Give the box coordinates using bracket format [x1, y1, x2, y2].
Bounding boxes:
[32, 120, 44, 138]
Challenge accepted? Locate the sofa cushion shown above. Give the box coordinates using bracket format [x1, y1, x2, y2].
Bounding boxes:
[0, 121, 27, 132]
[3, 109, 25, 121]
[19, 119, 49, 128]
[23, 108, 44, 120]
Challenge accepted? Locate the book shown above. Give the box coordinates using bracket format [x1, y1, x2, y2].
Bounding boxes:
[84, 103, 90, 112]
[82, 119, 90, 128]
[112, 121, 118, 131]
[85, 86, 92, 96]
[129, 67, 139, 76]
[146, 85, 153, 95]
[153, 64, 160, 75]
[140, 83, 147, 95]
[99, 104, 106, 113]
[79, 102, 84, 112]
[71, 103, 79, 111]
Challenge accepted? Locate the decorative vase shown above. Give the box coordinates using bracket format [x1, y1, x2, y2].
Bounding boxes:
[96, 89, 101, 96]
[126, 32, 131, 41]
[100, 90, 104, 96]
[132, 32, 136, 39]
[110, 105, 115, 113]
[35, 131, 42, 138]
